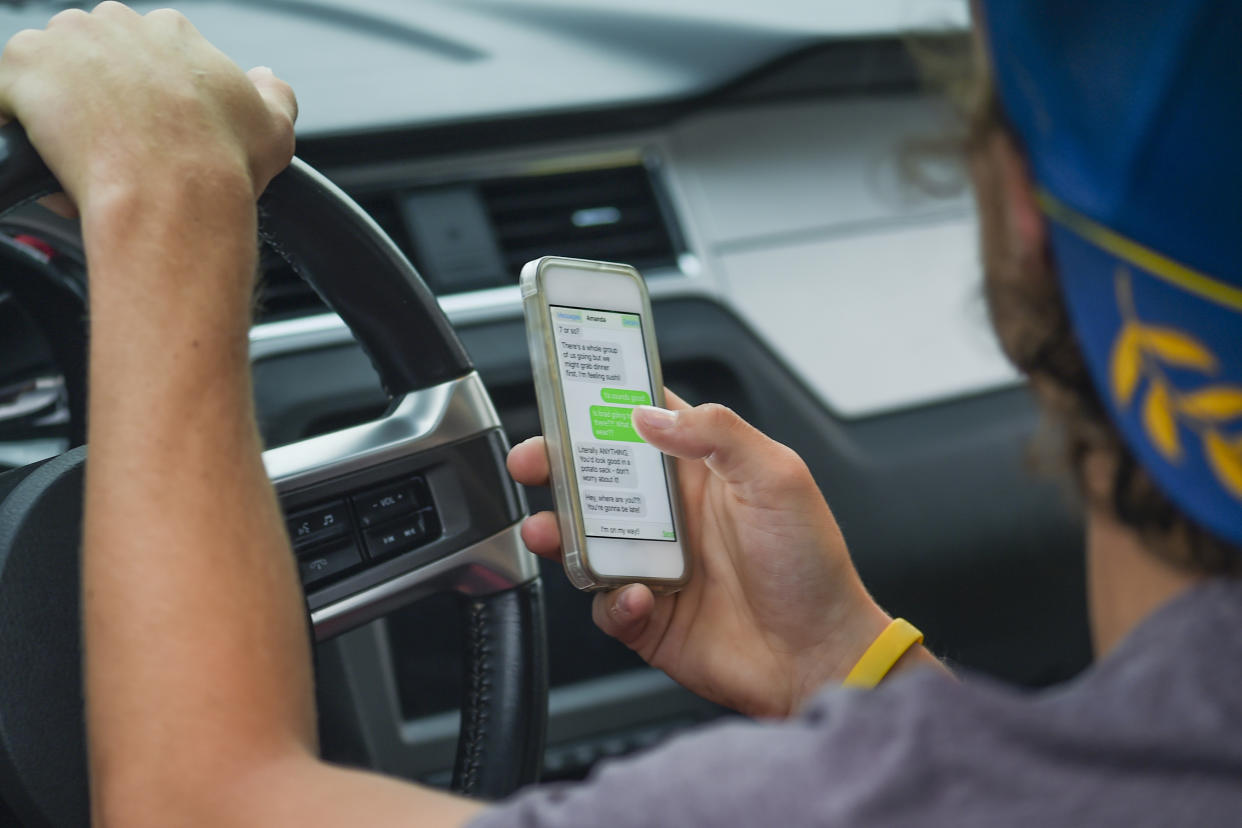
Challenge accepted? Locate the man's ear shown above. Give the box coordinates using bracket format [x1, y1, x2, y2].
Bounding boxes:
[991, 130, 1047, 257]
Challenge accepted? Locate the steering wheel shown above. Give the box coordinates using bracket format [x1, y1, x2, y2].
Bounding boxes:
[0, 124, 547, 826]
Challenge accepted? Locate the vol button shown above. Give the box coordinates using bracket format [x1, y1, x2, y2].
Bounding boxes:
[352, 482, 419, 528]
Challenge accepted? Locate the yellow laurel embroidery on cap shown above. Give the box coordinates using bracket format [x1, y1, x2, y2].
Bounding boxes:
[1109, 324, 1142, 405]
[1109, 268, 1242, 500]
[1205, 432, 1242, 499]
[1041, 191, 1242, 501]
[1141, 380, 1180, 460]
[1110, 324, 1217, 408]
[1178, 388, 1242, 420]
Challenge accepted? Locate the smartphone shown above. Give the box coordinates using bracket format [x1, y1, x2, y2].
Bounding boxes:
[521, 256, 690, 592]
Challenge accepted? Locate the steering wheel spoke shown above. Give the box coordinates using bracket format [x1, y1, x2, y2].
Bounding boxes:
[265, 372, 537, 640]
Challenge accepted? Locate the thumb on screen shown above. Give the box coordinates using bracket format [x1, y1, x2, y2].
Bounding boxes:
[632, 403, 795, 488]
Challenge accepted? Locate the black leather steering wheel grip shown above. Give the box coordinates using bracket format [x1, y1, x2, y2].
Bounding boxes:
[455, 579, 548, 797]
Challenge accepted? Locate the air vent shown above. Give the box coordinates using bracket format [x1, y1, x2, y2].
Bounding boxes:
[479, 164, 680, 281]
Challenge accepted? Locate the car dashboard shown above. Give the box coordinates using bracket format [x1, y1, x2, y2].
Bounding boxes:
[0, 0, 1090, 790]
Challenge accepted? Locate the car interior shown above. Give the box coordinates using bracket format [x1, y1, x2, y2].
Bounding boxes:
[0, 1, 1092, 823]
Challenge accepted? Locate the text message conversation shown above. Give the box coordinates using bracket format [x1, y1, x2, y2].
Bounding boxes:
[550, 305, 677, 542]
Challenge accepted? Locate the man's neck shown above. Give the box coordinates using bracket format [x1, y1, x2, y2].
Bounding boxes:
[1087, 510, 1204, 657]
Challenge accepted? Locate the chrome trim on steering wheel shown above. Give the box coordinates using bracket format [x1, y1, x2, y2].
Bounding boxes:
[265, 371, 494, 487]
[310, 521, 535, 640]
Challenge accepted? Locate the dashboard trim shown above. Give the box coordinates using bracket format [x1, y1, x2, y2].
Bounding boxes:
[249, 268, 712, 362]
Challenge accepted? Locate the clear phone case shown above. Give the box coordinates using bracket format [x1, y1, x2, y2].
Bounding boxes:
[520, 256, 689, 593]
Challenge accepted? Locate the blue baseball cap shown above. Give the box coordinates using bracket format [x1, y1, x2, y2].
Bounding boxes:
[978, 2, 1242, 547]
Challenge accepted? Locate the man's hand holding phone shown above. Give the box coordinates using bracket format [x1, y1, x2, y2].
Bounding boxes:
[508, 391, 898, 718]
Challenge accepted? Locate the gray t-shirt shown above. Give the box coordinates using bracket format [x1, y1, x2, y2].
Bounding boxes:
[471, 578, 1242, 827]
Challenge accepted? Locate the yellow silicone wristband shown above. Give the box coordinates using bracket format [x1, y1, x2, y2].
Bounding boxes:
[841, 618, 924, 689]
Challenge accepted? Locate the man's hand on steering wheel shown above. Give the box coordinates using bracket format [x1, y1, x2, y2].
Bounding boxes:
[0, 1, 295, 228]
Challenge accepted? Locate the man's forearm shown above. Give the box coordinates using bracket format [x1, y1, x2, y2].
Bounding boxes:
[81, 173, 318, 821]
[79, 172, 484, 828]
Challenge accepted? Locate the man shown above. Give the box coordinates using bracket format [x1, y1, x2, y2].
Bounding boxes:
[2, 1, 1238, 826]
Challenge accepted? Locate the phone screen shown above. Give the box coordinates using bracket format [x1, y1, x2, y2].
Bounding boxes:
[549, 305, 677, 542]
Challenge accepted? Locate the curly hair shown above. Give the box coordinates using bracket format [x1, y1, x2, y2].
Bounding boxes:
[914, 31, 1242, 575]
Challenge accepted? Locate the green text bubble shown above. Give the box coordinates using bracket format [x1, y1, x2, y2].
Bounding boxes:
[600, 387, 652, 406]
[589, 405, 645, 442]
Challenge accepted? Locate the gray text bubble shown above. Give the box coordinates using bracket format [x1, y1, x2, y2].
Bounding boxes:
[559, 337, 625, 384]
[583, 490, 647, 519]
[576, 442, 637, 487]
